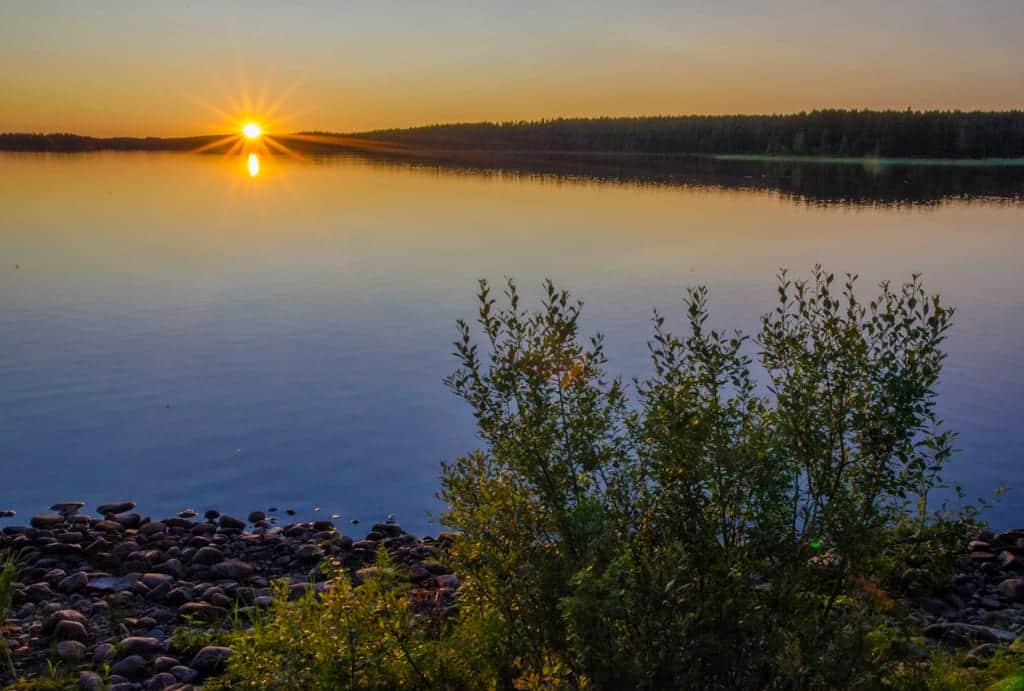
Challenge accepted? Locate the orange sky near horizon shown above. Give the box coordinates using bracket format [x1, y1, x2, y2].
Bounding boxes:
[1, 1, 1022, 138]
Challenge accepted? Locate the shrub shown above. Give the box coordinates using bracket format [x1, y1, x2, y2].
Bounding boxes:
[218, 268, 965, 690]
[441, 268, 956, 689]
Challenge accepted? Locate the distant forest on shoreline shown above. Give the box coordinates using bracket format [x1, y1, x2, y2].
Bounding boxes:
[3, 110, 1024, 159]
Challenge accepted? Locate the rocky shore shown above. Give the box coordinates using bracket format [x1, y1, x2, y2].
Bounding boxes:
[0, 502, 457, 690]
[4, 502, 1024, 689]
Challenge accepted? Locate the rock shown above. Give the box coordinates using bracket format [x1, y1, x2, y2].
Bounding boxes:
[53, 619, 89, 641]
[178, 509, 197, 519]
[295, 544, 323, 561]
[170, 666, 199, 683]
[58, 571, 89, 593]
[43, 608, 87, 633]
[211, 559, 253, 580]
[154, 656, 180, 672]
[56, 639, 87, 660]
[190, 645, 233, 675]
[98, 501, 137, 516]
[435, 574, 460, 589]
[145, 672, 178, 690]
[204, 509, 220, 521]
[112, 654, 149, 680]
[142, 572, 176, 589]
[121, 636, 165, 655]
[139, 521, 168, 536]
[924, 622, 1017, 645]
[218, 515, 245, 531]
[191, 546, 224, 566]
[1001, 551, 1024, 571]
[0, 509, 15, 518]
[998, 578, 1024, 601]
[80, 670, 105, 691]
[116, 513, 143, 529]
[95, 642, 117, 662]
[178, 602, 227, 620]
[51, 501, 86, 516]
[30, 513, 64, 528]
[248, 511, 266, 523]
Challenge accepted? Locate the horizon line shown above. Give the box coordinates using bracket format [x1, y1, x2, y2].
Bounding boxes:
[5, 107, 1024, 140]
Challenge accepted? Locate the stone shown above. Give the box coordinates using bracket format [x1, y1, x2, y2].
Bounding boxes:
[204, 509, 220, 520]
[116, 513, 143, 529]
[190, 645, 233, 675]
[139, 521, 168, 536]
[51, 501, 86, 516]
[1001, 551, 1024, 571]
[111, 654, 149, 680]
[94, 642, 117, 662]
[53, 619, 88, 641]
[178, 602, 227, 620]
[211, 559, 253, 580]
[56, 639, 87, 660]
[178, 509, 197, 519]
[924, 622, 1017, 645]
[0, 509, 15, 518]
[121, 636, 164, 655]
[98, 501, 137, 516]
[295, 544, 323, 561]
[247, 510, 266, 523]
[142, 572, 176, 589]
[145, 672, 178, 690]
[43, 608, 87, 633]
[998, 578, 1024, 601]
[154, 656, 180, 672]
[435, 574, 460, 589]
[80, 671, 105, 691]
[191, 546, 224, 566]
[30, 513, 64, 529]
[170, 666, 199, 683]
[58, 571, 89, 593]
[218, 515, 245, 531]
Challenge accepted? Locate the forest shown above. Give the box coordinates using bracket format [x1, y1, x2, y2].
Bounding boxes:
[351, 110, 1024, 158]
[4, 111, 1024, 159]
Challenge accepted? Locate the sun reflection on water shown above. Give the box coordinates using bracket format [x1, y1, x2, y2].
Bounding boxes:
[247, 153, 260, 177]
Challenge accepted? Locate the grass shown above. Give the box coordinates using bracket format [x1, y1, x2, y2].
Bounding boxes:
[714, 153, 1024, 167]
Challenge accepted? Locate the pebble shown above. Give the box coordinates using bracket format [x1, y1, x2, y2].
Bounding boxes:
[97, 501, 137, 516]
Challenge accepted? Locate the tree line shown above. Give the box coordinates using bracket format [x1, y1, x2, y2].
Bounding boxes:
[352, 110, 1024, 158]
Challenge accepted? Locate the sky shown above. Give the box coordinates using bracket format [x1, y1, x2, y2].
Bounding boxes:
[1, 0, 1022, 137]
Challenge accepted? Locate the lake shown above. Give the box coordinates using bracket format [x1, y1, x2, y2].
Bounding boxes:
[2, 151, 1023, 533]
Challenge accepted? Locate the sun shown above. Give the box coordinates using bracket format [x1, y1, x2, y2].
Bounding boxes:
[242, 122, 262, 139]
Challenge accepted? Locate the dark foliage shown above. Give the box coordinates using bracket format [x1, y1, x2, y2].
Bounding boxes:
[353, 110, 1024, 158]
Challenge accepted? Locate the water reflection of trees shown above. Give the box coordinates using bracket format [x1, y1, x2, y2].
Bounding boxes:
[312, 150, 1024, 209]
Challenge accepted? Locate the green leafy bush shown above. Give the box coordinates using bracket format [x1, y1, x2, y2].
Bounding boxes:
[441, 268, 956, 689]
[222, 549, 472, 690]
[219, 268, 974, 690]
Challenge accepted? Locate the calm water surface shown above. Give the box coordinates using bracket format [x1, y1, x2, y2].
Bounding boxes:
[1, 152, 1022, 532]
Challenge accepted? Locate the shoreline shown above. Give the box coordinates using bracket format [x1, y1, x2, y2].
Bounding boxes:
[3, 502, 1024, 688]
[1, 502, 456, 689]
